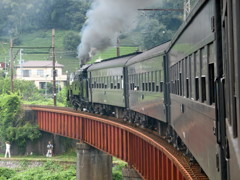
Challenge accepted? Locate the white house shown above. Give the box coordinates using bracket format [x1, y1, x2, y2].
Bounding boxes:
[15, 61, 67, 89]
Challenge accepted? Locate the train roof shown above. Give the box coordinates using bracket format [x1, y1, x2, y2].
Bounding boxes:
[125, 41, 170, 66]
[88, 52, 141, 71]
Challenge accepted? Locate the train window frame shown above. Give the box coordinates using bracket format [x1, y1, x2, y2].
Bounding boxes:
[152, 82, 155, 92]
[139, 74, 142, 91]
[186, 78, 190, 98]
[160, 81, 164, 93]
[176, 64, 179, 95]
[208, 63, 215, 105]
[117, 82, 120, 89]
[201, 76, 207, 102]
[190, 54, 195, 100]
[195, 77, 199, 101]
[179, 73, 183, 96]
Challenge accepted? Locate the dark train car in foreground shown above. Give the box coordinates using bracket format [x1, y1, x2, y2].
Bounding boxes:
[220, 0, 240, 179]
[168, 1, 220, 179]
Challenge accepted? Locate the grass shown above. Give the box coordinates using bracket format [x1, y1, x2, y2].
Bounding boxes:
[0, 30, 138, 73]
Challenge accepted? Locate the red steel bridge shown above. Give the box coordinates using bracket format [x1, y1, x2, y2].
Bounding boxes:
[27, 105, 208, 180]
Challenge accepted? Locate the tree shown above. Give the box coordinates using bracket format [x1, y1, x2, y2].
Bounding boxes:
[0, 0, 90, 36]
[0, 94, 41, 147]
[135, 0, 183, 50]
[0, 77, 42, 101]
[63, 32, 80, 54]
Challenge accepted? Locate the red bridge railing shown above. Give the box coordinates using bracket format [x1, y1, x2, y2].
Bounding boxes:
[29, 106, 207, 180]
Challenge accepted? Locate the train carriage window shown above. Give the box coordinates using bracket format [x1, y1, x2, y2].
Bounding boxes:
[209, 63, 215, 104]
[100, 77, 103, 88]
[152, 71, 156, 88]
[160, 81, 164, 92]
[191, 54, 195, 99]
[143, 73, 146, 91]
[146, 72, 149, 87]
[98, 77, 101, 88]
[159, 70, 162, 83]
[201, 76, 206, 102]
[152, 82, 155, 92]
[99, 77, 101, 88]
[181, 60, 185, 96]
[149, 82, 151, 91]
[185, 57, 189, 97]
[104, 77, 106, 89]
[94, 80, 96, 88]
[201, 47, 208, 102]
[121, 76, 123, 89]
[114, 76, 118, 89]
[169, 68, 172, 93]
[116, 76, 120, 89]
[139, 74, 142, 90]
[176, 63, 179, 95]
[186, 78, 189, 98]
[92, 78, 94, 88]
[179, 73, 182, 96]
[195, 77, 199, 100]
[175, 80, 177, 94]
[135, 74, 139, 90]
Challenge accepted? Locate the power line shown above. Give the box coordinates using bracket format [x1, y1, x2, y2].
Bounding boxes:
[138, 9, 183, 11]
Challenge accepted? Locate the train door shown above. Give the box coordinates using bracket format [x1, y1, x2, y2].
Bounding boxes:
[221, 0, 240, 179]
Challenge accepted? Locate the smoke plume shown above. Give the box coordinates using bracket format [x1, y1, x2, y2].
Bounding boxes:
[78, 0, 158, 65]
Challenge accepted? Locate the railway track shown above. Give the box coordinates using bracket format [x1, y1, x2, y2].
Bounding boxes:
[24, 106, 208, 180]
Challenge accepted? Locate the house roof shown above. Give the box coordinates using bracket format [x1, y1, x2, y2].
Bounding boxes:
[15, 61, 64, 68]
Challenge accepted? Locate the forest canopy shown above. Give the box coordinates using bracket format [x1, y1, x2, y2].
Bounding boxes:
[0, 0, 196, 50]
[0, 0, 90, 36]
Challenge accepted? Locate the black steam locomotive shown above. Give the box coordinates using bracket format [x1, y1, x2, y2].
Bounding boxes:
[67, 0, 240, 179]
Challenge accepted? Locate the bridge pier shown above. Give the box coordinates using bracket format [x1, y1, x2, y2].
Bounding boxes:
[122, 166, 142, 180]
[76, 142, 112, 180]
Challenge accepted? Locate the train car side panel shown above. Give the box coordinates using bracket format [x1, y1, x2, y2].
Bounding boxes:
[168, 1, 221, 179]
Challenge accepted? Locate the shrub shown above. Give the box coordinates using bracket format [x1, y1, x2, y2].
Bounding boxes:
[0, 168, 16, 179]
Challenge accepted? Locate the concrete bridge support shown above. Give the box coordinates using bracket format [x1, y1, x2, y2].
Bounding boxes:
[122, 166, 142, 180]
[76, 143, 112, 180]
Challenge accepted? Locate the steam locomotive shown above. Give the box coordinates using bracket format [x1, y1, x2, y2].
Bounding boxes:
[67, 0, 240, 179]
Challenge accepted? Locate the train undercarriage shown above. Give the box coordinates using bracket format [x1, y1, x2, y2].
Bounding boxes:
[69, 95, 196, 166]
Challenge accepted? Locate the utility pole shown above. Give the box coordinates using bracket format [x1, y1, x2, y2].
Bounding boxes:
[52, 29, 57, 106]
[10, 39, 14, 92]
[183, 0, 191, 21]
[19, 49, 23, 79]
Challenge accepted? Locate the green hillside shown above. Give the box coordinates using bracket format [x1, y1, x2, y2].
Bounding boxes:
[0, 30, 138, 73]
